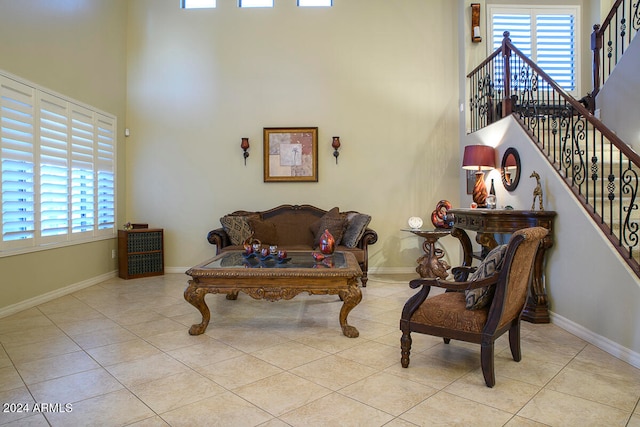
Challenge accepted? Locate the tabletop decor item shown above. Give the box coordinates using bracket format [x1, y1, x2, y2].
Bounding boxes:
[530, 171, 545, 211]
[462, 144, 496, 208]
[407, 216, 423, 229]
[431, 200, 453, 228]
[319, 229, 336, 255]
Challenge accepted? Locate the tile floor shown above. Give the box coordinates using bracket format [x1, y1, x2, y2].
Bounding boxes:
[1, 273, 639, 426]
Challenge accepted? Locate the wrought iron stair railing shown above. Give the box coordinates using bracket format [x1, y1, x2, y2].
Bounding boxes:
[591, 0, 640, 102]
[468, 32, 640, 278]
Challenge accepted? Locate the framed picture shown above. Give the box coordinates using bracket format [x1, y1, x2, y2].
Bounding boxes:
[263, 127, 318, 182]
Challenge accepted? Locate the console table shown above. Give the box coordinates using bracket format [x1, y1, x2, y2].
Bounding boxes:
[448, 208, 556, 323]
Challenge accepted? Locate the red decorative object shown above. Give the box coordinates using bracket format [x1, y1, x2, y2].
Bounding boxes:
[319, 229, 336, 255]
[431, 200, 453, 228]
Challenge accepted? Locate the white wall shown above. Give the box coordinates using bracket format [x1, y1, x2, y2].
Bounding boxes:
[597, 35, 640, 151]
[465, 117, 640, 363]
[126, 0, 463, 271]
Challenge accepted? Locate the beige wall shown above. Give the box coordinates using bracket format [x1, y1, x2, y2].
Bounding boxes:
[125, 0, 462, 270]
[0, 0, 128, 310]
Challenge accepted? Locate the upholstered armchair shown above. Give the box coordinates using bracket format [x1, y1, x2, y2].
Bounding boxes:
[399, 226, 549, 387]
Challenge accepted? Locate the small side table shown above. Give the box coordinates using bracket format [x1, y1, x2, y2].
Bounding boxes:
[403, 229, 451, 278]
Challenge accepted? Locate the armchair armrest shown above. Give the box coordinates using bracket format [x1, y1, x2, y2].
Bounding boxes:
[409, 274, 498, 292]
[207, 228, 231, 254]
[452, 265, 477, 282]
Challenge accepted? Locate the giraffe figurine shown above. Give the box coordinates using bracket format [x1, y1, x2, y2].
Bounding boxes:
[530, 171, 544, 211]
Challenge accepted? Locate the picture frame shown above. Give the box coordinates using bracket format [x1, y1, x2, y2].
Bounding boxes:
[263, 127, 318, 182]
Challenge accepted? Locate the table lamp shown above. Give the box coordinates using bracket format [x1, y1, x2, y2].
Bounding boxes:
[462, 144, 496, 208]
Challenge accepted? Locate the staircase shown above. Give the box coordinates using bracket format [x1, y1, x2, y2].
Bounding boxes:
[467, 0, 640, 278]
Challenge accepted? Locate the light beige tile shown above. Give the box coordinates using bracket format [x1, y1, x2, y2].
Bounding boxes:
[294, 329, 366, 354]
[628, 414, 640, 427]
[160, 391, 273, 426]
[0, 347, 11, 369]
[569, 344, 640, 383]
[381, 418, 421, 427]
[54, 316, 119, 336]
[251, 340, 329, 370]
[44, 389, 154, 426]
[196, 354, 283, 389]
[0, 386, 37, 424]
[37, 295, 91, 315]
[16, 350, 100, 385]
[105, 353, 190, 387]
[340, 372, 436, 416]
[503, 416, 552, 426]
[167, 338, 244, 368]
[336, 340, 399, 370]
[28, 368, 123, 404]
[43, 306, 106, 324]
[546, 366, 640, 411]
[124, 317, 186, 338]
[205, 327, 292, 353]
[384, 356, 471, 390]
[233, 372, 331, 417]
[444, 370, 540, 413]
[69, 324, 138, 349]
[0, 309, 54, 336]
[290, 354, 377, 391]
[144, 328, 213, 352]
[129, 370, 225, 413]
[85, 338, 162, 366]
[2, 413, 50, 426]
[126, 415, 170, 427]
[280, 392, 394, 426]
[0, 325, 67, 349]
[519, 333, 583, 366]
[518, 389, 629, 426]
[0, 366, 24, 392]
[493, 349, 565, 386]
[4, 335, 81, 364]
[401, 391, 513, 426]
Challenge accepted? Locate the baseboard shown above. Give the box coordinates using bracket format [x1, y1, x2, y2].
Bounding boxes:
[551, 311, 640, 370]
[368, 266, 416, 275]
[0, 270, 117, 319]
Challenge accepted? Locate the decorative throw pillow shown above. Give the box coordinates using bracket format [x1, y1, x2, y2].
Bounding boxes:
[341, 213, 371, 248]
[465, 244, 508, 310]
[310, 207, 347, 248]
[248, 218, 278, 245]
[220, 215, 254, 245]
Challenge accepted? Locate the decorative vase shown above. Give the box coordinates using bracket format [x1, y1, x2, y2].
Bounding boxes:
[319, 229, 335, 255]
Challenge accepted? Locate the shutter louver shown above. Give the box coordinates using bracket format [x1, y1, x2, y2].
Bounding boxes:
[96, 114, 115, 233]
[39, 93, 69, 240]
[70, 105, 95, 236]
[1, 76, 36, 247]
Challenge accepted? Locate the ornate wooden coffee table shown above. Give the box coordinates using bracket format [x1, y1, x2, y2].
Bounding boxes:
[184, 251, 363, 337]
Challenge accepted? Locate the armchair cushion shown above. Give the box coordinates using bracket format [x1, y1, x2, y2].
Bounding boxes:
[411, 292, 488, 333]
[342, 213, 372, 248]
[465, 244, 508, 310]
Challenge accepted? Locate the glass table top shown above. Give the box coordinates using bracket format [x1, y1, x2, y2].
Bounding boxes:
[202, 251, 349, 270]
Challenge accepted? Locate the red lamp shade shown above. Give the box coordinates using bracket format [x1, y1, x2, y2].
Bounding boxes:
[462, 145, 496, 170]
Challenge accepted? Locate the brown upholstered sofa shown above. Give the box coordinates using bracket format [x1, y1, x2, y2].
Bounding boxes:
[207, 204, 378, 286]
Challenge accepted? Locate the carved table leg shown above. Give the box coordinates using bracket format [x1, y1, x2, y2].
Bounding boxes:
[522, 236, 552, 323]
[338, 280, 362, 338]
[184, 280, 211, 335]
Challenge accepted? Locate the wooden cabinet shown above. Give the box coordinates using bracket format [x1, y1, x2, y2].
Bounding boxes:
[118, 228, 164, 279]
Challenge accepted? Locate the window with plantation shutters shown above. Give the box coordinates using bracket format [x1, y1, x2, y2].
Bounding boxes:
[0, 71, 116, 255]
[488, 6, 579, 94]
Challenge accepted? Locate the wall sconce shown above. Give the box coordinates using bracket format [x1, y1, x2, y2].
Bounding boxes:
[332, 136, 341, 164]
[471, 3, 482, 43]
[241, 137, 249, 165]
[462, 144, 495, 207]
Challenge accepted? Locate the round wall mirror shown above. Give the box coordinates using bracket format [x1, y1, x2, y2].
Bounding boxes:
[501, 147, 521, 191]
